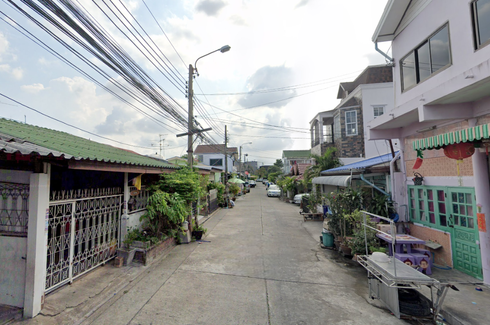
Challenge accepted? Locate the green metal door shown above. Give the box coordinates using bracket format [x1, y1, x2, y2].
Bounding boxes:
[448, 188, 482, 279]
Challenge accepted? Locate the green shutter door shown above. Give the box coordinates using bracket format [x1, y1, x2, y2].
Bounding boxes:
[448, 188, 482, 279]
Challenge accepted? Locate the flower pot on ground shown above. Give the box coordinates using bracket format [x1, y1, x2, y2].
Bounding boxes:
[116, 247, 136, 266]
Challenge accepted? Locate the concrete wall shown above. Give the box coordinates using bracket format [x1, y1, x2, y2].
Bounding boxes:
[361, 84, 399, 158]
[410, 223, 453, 267]
[127, 210, 146, 231]
[202, 154, 234, 174]
[0, 236, 27, 307]
[0, 169, 31, 308]
[392, 0, 490, 109]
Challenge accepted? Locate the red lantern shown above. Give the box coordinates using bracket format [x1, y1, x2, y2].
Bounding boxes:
[443, 143, 475, 160]
[443, 143, 475, 185]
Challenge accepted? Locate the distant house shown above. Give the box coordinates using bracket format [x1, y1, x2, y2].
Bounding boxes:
[243, 160, 258, 174]
[310, 65, 398, 165]
[281, 150, 312, 175]
[167, 156, 222, 183]
[194, 144, 238, 176]
[0, 118, 177, 317]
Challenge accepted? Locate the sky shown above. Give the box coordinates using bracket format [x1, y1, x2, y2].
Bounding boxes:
[0, 0, 392, 166]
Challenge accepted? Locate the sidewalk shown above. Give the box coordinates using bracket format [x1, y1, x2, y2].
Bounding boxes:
[303, 218, 489, 325]
[2, 208, 224, 325]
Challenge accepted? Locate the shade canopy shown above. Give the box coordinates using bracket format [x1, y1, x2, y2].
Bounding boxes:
[312, 175, 352, 187]
[413, 123, 490, 151]
[228, 177, 245, 184]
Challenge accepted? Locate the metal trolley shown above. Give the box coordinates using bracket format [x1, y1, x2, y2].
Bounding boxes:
[357, 211, 452, 321]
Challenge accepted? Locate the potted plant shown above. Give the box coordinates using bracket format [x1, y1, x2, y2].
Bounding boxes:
[229, 183, 240, 200]
[192, 224, 207, 240]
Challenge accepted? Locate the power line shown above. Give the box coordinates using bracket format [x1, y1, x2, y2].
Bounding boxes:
[0, 93, 155, 150]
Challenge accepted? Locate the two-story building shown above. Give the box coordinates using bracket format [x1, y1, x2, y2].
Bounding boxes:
[194, 144, 238, 180]
[369, 0, 490, 283]
[282, 150, 313, 175]
[310, 65, 397, 165]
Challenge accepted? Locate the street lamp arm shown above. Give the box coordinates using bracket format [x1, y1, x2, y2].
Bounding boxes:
[194, 45, 231, 76]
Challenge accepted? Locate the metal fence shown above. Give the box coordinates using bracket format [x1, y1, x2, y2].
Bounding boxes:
[0, 182, 29, 234]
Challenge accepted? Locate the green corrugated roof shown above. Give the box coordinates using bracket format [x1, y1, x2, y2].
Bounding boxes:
[282, 150, 311, 158]
[0, 118, 176, 169]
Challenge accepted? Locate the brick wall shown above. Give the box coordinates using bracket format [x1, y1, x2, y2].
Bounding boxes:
[336, 107, 365, 157]
[405, 120, 474, 177]
[409, 224, 453, 267]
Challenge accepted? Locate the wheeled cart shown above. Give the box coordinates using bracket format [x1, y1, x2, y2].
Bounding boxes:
[357, 211, 452, 322]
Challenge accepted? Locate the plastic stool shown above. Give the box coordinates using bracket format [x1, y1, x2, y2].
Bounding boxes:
[411, 248, 431, 258]
[394, 253, 416, 267]
[410, 253, 432, 275]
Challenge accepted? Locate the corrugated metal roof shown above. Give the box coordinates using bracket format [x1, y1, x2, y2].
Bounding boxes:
[322, 152, 398, 174]
[0, 119, 177, 169]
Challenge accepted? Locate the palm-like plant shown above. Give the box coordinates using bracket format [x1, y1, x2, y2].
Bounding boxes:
[310, 147, 342, 177]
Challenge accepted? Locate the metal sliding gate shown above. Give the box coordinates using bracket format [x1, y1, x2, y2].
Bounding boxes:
[46, 188, 122, 293]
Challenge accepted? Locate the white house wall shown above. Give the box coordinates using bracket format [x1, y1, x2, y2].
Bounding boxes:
[391, 0, 490, 110]
[0, 170, 31, 308]
[0, 236, 27, 307]
[202, 154, 234, 173]
[361, 83, 399, 158]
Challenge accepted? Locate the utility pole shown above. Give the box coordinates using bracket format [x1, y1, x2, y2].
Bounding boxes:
[187, 64, 194, 168]
[224, 125, 228, 185]
[159, 134, 168, 158]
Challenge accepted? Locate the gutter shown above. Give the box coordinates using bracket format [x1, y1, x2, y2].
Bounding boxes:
[390, 151, 401, 201]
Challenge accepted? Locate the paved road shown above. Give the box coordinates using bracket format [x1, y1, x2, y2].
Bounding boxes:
[20, 185, 407, 325]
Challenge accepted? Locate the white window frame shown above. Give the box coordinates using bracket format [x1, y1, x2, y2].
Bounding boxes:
[345, 110, 357, 136]
[373, 106, 384, 118]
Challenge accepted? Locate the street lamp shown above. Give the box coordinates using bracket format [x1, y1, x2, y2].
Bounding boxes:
[185, 45, 231, 167]
[239, 142, 252, 177]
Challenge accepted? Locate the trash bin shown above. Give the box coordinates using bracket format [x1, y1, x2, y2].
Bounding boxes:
[322, 230, 334, 247]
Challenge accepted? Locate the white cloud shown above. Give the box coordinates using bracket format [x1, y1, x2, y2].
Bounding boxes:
[0, 32, 8, 61]
[0, 64, 23, 80]
[11, 67, 23, 80]
[21, 83, 46, 94]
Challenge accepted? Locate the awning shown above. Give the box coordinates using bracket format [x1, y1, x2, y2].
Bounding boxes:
[322, 152, 398, 173]
[413, 123, 490, 151]
[312, 175, 352, 187]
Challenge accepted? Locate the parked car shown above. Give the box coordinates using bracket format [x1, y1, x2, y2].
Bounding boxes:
[293, 193, 309, 204]
[267, 185, 281, 197]
[262, 179, 268, 184]
[249, 180, 256, 188]
[257, 178, 263, 182]
[243, 182, 250, 193]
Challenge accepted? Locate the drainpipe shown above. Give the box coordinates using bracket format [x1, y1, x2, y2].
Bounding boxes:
[375, 42, 394, 65]
[390, 151, 401, 201]
[360, 173, 389, 197]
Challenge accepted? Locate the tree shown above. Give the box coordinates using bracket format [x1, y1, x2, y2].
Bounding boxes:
[310, 147, 342, 177]
[273, 159, 284, 168]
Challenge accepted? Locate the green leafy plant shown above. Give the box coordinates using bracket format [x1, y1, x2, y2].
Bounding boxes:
[229, 183, 240, 197]
[140, 190, 188, 239]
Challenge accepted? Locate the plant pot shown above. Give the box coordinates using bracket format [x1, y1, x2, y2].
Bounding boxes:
[116, 248, 135, 266]
[192, 230, 204, 240]
[340, 244, 352, 257]
[131, 240, 151, 250]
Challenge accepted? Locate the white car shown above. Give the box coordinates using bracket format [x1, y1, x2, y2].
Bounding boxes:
[293, 193, 309, 204]
[267, 185, 281, 197]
